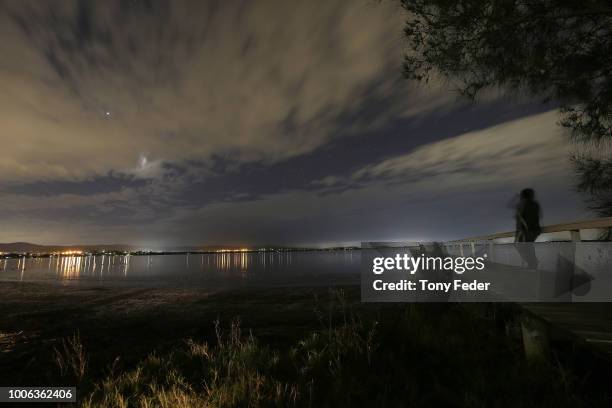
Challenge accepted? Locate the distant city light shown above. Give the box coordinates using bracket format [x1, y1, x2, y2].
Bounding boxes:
[61, 250, 83, 255]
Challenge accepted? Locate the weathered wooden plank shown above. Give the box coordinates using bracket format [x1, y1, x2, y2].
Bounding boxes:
[523, 303, 612, 355]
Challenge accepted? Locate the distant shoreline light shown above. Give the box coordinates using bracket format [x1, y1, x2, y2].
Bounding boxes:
[0, 246, 359, 259]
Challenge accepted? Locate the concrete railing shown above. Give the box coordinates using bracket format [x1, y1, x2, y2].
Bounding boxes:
[451, 216, 612, 243]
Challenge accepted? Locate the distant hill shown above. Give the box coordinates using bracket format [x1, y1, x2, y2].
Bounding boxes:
[0, 242, 139, 253]
[0, 242, 259, 253]
[0, 242, 348, 253]
[0, 242, 51, 253]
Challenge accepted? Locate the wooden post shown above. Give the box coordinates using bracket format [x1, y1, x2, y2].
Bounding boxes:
[520, 315, 550, 361]
[570, 229, 581, 242]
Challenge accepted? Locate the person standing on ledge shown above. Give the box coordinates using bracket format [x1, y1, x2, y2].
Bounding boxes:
[515, 188, 541, 242]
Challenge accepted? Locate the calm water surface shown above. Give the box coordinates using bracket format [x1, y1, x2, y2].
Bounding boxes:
[0, 251, 360, 288]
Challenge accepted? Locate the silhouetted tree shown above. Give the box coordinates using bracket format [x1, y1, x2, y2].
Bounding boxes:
[400, 0, 612, 224]
[571, 153, 612, 235]
[401, 0, 612, 141]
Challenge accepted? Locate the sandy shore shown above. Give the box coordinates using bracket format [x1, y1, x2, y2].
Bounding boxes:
[0, 281, 353, 386]
[3, 280, 612, 408]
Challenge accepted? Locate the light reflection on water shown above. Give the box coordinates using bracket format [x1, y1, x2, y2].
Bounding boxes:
[0, 251, 360, 287]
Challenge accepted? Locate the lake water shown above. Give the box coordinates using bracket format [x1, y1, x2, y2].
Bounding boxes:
[0, 251, 361, 288]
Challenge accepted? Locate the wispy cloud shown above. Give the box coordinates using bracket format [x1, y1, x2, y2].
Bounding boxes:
[0, 0, 451, 184]
[0, 3, 584, 245]
[313, 111, 572, 193]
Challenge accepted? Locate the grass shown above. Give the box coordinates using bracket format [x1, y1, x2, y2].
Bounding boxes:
[54, 332, 88, 382]
[2, 285, 612, 407]
[72, 290, 611, 407]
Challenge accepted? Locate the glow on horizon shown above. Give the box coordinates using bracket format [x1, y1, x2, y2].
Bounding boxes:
[215, 248, 250, 253]
[60, 250, 83, 255]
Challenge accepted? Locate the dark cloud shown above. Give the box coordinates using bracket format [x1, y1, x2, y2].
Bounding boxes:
[0, 1, 587, 245]
[4, 174, 146, 196]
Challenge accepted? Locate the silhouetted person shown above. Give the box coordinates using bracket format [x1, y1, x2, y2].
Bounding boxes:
[515, 188, 541, 242]
[513, 188, 541, 270]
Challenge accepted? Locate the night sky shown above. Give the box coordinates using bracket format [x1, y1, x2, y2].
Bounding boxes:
[0, 0, 590, 247]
